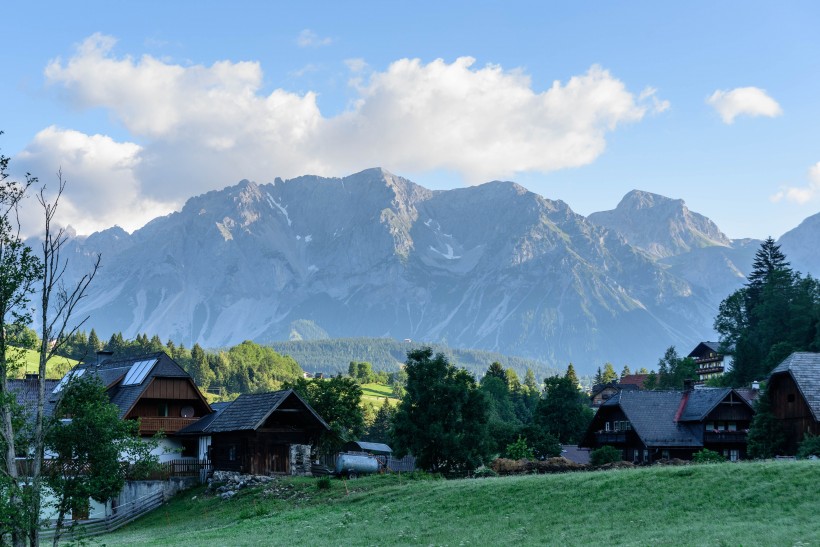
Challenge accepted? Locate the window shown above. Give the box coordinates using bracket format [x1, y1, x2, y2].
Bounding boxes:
[605, 422, 611, 432]
[228, 445, 237, 461]
[717, 422, 726, 431]
[723, 449, 739, 462]
[157, 403, 169, 417]
[662, 450, 670, 459]
[728, 422, 737, 431]
[706, 421, 715, 430]
[643, 450, 649, 463]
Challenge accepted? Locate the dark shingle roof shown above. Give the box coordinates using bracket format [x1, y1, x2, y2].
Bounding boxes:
[606, 391, 701, 447]
[770, 352, 820, 421]
[345, 441, 392, 454]
[177, 401, 231, 435]
[679, 388, 733, 421]
[9, 378, 60, 409]
[688, 341, 723, 358]
[53, 352, 197, 419]
[188, 390, 330, 434]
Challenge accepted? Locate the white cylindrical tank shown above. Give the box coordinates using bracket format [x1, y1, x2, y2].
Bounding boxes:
[335, 453, 379, 477]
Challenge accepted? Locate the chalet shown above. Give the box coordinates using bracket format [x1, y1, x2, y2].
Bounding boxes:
[581, 384, 755, 462]
[767, 352, 820, 454]
[179, 390, 330, 476]
[619, 374, 649, 389]
[688, 341, 732, 384]
[49, 352, 213, 462]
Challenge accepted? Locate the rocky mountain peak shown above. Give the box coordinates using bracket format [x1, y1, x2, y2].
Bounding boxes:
[588, 189, 731, 258]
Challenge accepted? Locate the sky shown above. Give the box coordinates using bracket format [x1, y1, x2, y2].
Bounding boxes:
[2, 1, 819, 239]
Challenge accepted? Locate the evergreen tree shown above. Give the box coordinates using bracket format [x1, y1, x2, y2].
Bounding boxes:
[746, 388, 786, 458]
[593, 367, 603, 385]
[87, 329, 101, 355]
[621, 365, 631, 378]
[392, 348, 490, 474]
[484, 362, 507, 385]
[564, 363, 580, 388]
[364, 398, 396, 444]
[715, 238, 820, 385]
[601, 363, 618, 384]
[533, 376, 593, 444]
[523, 368, 539, 394]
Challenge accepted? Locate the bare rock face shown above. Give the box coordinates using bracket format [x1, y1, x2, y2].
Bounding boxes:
[778, 211, 820, 275]
[55, 170, 817, 372]
[588, 190, 731, 259]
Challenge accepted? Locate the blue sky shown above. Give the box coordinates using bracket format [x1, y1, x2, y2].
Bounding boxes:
[2, 1, 819, 239]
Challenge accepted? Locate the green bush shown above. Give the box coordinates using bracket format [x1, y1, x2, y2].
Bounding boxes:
[692, 449, 725, 464]
[316, 476, 332, 490]
[472, 466, 499, 478]
[505, 435, 534, 460]
[590, 446, 622, 466]
[797, 434, 820, 459]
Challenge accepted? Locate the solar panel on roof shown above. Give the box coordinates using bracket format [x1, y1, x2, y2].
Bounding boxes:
[122, 359, 157, 385]
[52, 368, 86, 394]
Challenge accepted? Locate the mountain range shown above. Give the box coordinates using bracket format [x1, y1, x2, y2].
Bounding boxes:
[56, 168, 820, 374]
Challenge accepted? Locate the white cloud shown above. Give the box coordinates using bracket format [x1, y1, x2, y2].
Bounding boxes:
[14, 126, 175, 235]
[706, 86, 782, 124]
[31, 34, 666, 234]
[771, 162, 820, 204]
[296, 29, 332, 48]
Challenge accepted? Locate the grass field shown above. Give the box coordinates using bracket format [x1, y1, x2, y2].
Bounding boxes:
[360, 382, 399, 406]
[7, 348, 78, 379]
[102, 460, 820, 546]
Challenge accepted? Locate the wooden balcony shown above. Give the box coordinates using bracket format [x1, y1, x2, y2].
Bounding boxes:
[704, 430, 747, 444]
[595, 432, 627, 444]
[137, 416, 200, 435]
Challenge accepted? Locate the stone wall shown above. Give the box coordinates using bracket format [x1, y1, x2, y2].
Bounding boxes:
[289, 444, 312, 476]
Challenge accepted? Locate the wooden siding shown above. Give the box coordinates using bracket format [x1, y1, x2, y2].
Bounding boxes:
[143, 378, 201, 399]
[770, 373, 820, 454]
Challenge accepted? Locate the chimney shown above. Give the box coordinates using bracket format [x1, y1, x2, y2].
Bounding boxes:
[25, 373, 38, 381]
[96, 350, 114, 366]
[683, 379, 694, 392]
[751, 381, 760, 390]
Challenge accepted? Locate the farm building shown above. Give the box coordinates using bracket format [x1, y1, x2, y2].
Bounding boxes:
[767, 352, 820, 454]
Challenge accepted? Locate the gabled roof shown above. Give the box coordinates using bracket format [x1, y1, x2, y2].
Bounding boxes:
[606, 391, 701, 447]
[688, 341, 723, 358]
[177, 401, 232, 435]
[619, 374, 648, 388]
[679, 388, 734, 421]
[770, 352, 820, 421]
[183, 389, 330, 434]
[52, 352, 208, 419]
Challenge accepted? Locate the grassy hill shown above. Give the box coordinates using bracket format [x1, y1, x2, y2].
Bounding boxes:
[6, 348, 78, 379]
[269, 337, 560, 380]
[360, 382, 399, 407]
[104, 460, 819, 546]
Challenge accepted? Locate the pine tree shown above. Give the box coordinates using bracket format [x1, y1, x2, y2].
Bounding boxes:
[602, 363, 618, 384]
[564, 363, 580, 388]
[87, 329, 101, 355]
[620, 365, 631, 378]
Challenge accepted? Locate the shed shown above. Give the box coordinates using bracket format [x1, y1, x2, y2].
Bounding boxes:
[343, 441, 393, 455]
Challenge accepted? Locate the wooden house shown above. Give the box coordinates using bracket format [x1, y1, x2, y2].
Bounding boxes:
[768, 352, 820, 454]
[581, 385, 755, 462]
[50, 352, 212, 462]
[688, 341, 732, 384]
[180, 390, 330, 475]
[590, 382, 639, 408]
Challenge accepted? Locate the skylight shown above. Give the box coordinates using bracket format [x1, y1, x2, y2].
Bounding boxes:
[52, 368, 87, 394]
[122, 359, 157, 385]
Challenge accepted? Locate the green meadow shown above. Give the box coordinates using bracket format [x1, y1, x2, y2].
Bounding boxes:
[102, 460, 819, 546]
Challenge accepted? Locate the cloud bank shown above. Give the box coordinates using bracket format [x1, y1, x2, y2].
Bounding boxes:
[771, 162, 820, 204]
[706, 86, 782, 124]
[20, 33, 666, 234]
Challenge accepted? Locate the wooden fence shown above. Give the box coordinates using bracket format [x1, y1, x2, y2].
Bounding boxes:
[39, 489, 164, 542]
[137, 459, 212, 481]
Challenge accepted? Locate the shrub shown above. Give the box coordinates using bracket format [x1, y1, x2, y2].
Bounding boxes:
[797, 434, 820, 459]
[472, 466, 499, 478]
[589, 446, 622, 467]
[316, 476, 332, 490]
[692, 449, 725, 464]
[505, 436, 534, 460]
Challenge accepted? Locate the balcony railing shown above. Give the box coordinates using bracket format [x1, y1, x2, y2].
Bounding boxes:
[704, 430, 747, 444]
[595, 432, 627, 444]
[137, 416, 200, 435]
